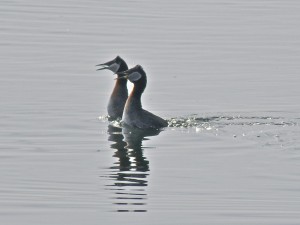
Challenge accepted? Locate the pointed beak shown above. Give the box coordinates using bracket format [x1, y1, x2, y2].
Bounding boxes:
[96, 64, 110, 71]
[95, 58, 116, 71]
[116, 70, 127, 76]
[114, 73, 128, 80]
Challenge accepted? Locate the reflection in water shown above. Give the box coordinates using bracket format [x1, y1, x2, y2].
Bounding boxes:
[105, 125, 161, 212]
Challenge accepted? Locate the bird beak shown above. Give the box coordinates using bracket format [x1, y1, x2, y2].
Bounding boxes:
[96, 57, 116, 71]
[114, 74, 128, 80]
[96, 63, 110, 71]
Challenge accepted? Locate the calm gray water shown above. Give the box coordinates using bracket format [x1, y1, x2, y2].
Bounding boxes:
[1, 0, 300, 224]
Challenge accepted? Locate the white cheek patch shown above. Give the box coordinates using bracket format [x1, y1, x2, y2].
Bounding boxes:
[108, 63, 120, 73]
[128, 72, 142, 82]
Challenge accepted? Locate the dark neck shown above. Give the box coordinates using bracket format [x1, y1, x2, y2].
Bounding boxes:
[115, 77, 127, 86]
[128, 88, 142, 109]
[128, 77, 147, 109]
[115, 62, 128, 86]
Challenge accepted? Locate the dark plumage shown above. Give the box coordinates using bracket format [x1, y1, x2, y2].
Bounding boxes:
[96, 56, 128, 120]
[117, 65, 168, 129]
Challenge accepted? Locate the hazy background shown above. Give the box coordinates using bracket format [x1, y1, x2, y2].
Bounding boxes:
[1, 1, 300, 224]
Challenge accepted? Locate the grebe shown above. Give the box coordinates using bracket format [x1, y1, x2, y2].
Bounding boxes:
[96, 56, 128, 120]
[117, 65, 168, 129]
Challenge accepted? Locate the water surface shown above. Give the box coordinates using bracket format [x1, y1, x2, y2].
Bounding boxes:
[1, 0, 300, 224]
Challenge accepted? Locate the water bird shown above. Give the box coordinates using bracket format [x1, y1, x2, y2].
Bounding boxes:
[96, 56, 128, 120]
[117, 65, 168, 129]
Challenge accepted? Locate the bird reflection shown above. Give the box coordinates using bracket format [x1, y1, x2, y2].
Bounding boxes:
[106, 124, 161, 212]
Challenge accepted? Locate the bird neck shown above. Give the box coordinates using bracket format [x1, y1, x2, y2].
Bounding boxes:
[115, 77, 127, 86]
[119, 62, 128, 72]
[115, 62, 129, 87]
[128, 86, 144, 109]
[128, 75, 147, 109]
[111, 78, 128, 102]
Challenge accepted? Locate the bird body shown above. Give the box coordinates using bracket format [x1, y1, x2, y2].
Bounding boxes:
[118, 65, 168, 129]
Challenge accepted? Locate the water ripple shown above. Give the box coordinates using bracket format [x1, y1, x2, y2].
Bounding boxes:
[167, 114, 298, 128]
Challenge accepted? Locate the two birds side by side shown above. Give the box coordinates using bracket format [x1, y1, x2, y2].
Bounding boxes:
[97, 56, 168, 129]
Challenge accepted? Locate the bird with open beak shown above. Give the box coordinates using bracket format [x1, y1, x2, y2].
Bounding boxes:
[96, 56, 128, 120]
